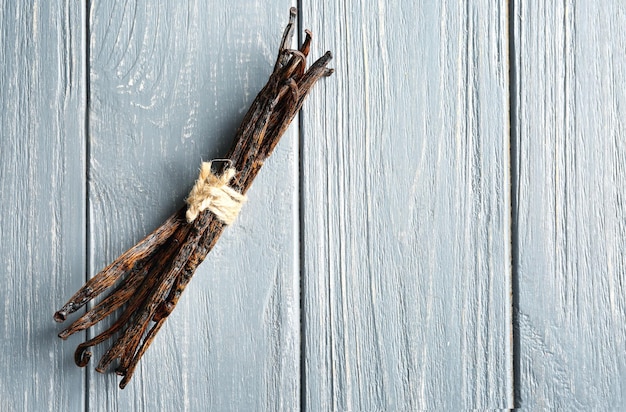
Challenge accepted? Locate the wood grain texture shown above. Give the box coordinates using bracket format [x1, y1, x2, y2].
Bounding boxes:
[514, 1, 626, 409]
[6, 0, 624, 408]
[86, 0, 299, 409]
[0, 1, 86, 411]
[301, 1, 513, 410]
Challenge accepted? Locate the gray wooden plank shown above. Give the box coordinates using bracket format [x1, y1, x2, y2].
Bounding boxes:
[86, 1, 299, 410]
[301, 1, 513, 410]
[0, 1, 86, 411]
[514, 1, 626, 409]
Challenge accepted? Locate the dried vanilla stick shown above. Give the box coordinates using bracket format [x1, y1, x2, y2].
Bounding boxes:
[54, 7, 333, 389]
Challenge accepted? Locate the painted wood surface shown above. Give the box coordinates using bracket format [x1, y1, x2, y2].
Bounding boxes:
[300, 1, 513, 410]
[514, 1, 626, 409]
[0, 1, 86, 411]
[86, 0, 300, 410]
[2, 0, 625, 410]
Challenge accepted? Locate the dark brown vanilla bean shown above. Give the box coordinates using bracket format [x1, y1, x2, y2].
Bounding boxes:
[54, 7, 333, 389]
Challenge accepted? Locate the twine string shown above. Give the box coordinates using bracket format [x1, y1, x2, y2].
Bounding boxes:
[185, 161, 247, 224]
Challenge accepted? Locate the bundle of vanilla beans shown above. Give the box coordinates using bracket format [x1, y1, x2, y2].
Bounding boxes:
[54, 8, 332, 389]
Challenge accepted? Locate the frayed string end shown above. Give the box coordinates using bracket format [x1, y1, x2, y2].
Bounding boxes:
[185, 161, 246, 224]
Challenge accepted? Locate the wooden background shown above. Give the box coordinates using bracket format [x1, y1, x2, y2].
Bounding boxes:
[1, 0, 624, 410]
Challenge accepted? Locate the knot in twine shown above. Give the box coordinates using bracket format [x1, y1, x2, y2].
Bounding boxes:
[185, 161, 247, 224]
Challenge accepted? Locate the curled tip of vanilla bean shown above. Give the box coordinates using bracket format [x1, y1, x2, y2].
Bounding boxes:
[75, 345, 92, 367]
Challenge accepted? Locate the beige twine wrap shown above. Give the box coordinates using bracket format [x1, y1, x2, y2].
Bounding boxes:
[185, 161, 247, 224]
